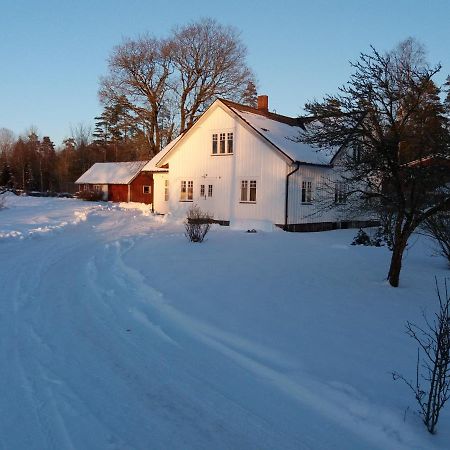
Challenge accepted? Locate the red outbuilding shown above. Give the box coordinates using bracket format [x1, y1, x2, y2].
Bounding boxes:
[75, 161, 156, 204]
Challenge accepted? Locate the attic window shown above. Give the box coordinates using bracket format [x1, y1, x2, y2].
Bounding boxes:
[212, 132, 233, 155]
[261, 127, 269, 132]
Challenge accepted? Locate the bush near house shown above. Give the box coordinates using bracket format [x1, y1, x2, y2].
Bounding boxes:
[76, 190, 105, 202]
[184, 205, 213, 243]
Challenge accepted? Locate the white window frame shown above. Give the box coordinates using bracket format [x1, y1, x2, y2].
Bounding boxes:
[211, 130, 234, 155]
[143, 185, 151, 194]
[200, 184, 205, 197]
[212, 134, 218, 154]
[164, 179, 169, 201]
[240, 179, 257, 203]
[301, 180, 313, 204]
[208, 184, 213, 197]
[180, 180, 193, 201]
[334, 182, 347, 204]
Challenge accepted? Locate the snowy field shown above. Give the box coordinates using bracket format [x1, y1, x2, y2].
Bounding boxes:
[0, 194, 449, 450]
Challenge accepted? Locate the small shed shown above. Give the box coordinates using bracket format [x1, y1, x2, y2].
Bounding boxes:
[75, 161, 154, 204]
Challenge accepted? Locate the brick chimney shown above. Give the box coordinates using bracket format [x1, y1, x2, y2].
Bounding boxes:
[257, 95, 268, 113]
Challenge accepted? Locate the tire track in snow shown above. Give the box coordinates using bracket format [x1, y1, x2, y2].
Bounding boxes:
[113, 238, 433, 450]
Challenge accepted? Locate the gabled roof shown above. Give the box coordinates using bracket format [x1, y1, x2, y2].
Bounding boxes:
[154, 98, 338, 167]
[142, 135, 183, 171]
[75, 161, 149, 185]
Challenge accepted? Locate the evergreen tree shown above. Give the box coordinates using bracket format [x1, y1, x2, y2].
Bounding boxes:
[242, 81, 258, 107]
[0, 159, 14, 188]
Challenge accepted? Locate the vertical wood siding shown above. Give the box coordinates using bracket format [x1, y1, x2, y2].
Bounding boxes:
[130, 172, 153, 204]
[108, 184, 128, 203]
[153, 173, 169, 214]
[163, 104, 289, 224]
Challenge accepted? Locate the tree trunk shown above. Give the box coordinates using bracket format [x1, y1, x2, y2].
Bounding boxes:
[387, 233, 409, 287]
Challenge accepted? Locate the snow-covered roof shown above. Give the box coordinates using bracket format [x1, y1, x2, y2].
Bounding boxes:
[143, 100, 338, 168]
[75, 161, 149, 185]
[225, 105, 336, 165]
[142, 135, 183, 171]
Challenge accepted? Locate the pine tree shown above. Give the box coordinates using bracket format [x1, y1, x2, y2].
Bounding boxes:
[0, 159, 14, 188]
[242, 81, 258, 107]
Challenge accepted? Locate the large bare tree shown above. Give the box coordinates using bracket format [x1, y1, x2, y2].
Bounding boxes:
[99, 18, 256, 156]
[172, 18, 255, 132]
[300, 39, 450, 287]
[99, 36, 173, 155]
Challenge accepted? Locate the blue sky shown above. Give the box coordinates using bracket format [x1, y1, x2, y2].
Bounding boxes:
[1, 0, 449, 146]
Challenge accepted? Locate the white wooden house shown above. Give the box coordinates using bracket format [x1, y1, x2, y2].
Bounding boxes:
[143, 95, 373, 231]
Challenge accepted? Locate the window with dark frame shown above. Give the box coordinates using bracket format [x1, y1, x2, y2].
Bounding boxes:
[249, 180, 256, 202]
[301, 180, 313, 204]
[352, 145, 361, 163]
[227, 132, 233, 153]
[219, 133, 226, 153]
[180, 180, 193, 201]
[143, 185, 151, 194]
[212, 131, 233, 155]
[212, 134, 218, 154]
[240, 179, 256, 203]
[241, 180, 248, 201]
[334, 182, 347, 204]
[164, 179, 169, 201]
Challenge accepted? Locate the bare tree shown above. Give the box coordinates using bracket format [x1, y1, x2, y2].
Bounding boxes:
[172, 18, 256, 132]
[99, 18, 256, 155]
[0, 128, 15, 156]
[423, 213, 450, 267]
[393, 279, 450, 434]
[99, 36, 174, 156]
[300, 38, 450, 287]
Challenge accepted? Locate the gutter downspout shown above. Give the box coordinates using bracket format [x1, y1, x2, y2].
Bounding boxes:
[284, 162, 300, 231]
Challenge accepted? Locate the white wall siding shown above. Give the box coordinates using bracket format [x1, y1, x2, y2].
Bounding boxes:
[163, 104, 289, 224]
[288, 165, 340, 224]
[153, 173, 169, 214]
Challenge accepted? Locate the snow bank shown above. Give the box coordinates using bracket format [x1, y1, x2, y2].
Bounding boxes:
[1, 196, 448, 450]
[0, 196, 100, 241]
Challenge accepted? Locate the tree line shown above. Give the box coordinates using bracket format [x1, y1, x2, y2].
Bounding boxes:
[0, 18, 257, 192]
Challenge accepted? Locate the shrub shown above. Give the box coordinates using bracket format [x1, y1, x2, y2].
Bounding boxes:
[423, 213, 450, 267]
[351, 227, 385, 247]
[184, 205, 213, 243]
[351, 228, 372, 246]
[393, 279, 450, 434]
[76, 190, 105, 202]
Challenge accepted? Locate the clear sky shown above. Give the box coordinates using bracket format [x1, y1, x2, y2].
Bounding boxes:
[1, 0, 449, 146]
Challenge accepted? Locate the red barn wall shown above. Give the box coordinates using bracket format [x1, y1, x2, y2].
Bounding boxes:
[108, 184, 128, 202]
[130, 172, 154, 204]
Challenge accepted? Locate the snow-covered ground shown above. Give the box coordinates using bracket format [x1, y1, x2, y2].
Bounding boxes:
[0, 194, 449, 450]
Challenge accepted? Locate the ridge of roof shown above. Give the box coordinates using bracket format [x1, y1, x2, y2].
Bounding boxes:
[75, 160, 149, 185]
[219, 98, 311, 129]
